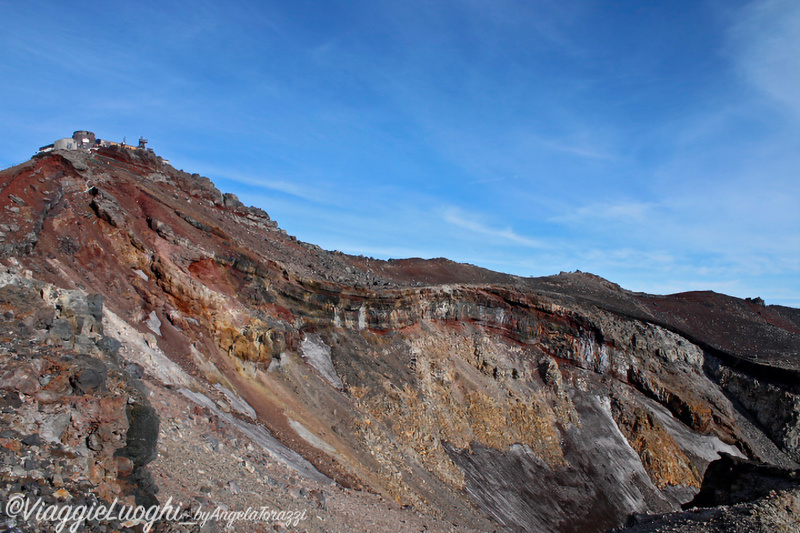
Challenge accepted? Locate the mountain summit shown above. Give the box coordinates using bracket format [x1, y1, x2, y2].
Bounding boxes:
[1, 143, 799, 532]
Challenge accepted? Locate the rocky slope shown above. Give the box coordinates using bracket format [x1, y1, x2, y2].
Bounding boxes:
[0, 146, 798, 532]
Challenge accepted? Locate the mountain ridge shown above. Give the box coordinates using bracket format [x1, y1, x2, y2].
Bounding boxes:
[1, 145, 799, 532]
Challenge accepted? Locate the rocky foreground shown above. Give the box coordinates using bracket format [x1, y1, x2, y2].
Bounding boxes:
[0, 146, 799, 532]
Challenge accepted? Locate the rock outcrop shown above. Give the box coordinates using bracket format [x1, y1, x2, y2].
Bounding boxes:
[0, 269, 160, 528]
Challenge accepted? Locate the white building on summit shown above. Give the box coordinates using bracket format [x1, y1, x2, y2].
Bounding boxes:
[38, 131, 153, 154]
[39, 130, 97, 153]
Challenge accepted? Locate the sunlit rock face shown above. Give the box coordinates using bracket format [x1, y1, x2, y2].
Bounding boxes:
[1, 147, 799, 532]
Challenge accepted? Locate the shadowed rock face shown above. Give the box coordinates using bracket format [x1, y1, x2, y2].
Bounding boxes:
[612, 454, 800, 533]
[1, 148, 799, 532]
[685, 453, 800, 509]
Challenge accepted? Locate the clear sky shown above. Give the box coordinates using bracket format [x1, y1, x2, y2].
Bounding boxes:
[2, 0, 799, 306]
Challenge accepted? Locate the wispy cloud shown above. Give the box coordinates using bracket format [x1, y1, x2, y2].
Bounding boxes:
[536, 138, 617, 161]
[552, 199, 656, 225]
[730, 0, 800, 116]
[580, 248, 675, 268]
[167, 160, 355, 208]
[442, 207, 547, 248]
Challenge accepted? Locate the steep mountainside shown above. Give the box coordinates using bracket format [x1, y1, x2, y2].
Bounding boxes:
[1, 147, 799, 532]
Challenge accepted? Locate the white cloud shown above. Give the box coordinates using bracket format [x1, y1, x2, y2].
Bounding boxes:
[730, 0, 800, 116]
[552, 200, 656, 225]
[442, 207, 547, 248]
[533, 133, 618, 161]
[581, 248, 674, 268]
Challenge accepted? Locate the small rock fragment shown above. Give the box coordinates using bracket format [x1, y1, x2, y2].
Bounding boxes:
[53, 488, 71, 501]
[21, 434, 41, 447]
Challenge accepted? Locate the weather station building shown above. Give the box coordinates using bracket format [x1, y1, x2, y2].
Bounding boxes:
[38, 131, 154, 154]
[39, 130, 97, 153]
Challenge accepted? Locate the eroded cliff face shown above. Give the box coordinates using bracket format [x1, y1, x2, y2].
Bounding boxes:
[1, 148, 799, 532]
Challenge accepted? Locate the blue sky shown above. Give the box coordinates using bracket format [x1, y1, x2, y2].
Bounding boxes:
[2, 1, 799, 306]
